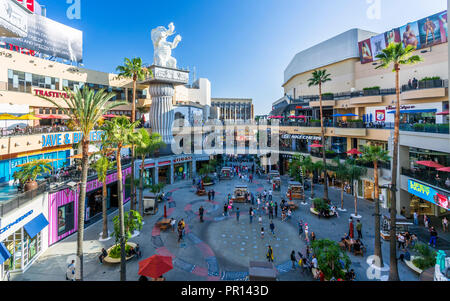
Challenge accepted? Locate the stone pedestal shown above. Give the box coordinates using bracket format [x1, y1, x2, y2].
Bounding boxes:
[141, 65, 190, 151]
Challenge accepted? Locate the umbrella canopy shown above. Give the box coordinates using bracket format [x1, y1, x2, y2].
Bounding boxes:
[436, 167, 450, 172]
[17, 114, 41, 120]
[436, 110, 449, 115]
[310, 144, 323, 148]
[103, 114, 117, 118]
[295, 115, 306, 119]
[416, 161, 445, 169]
[138, 255, 173, 278]
[0, 114, 19, 120]
[332, 114, 345, 117]
[342, 113, 358, 117]
[346, 148, 362, 155]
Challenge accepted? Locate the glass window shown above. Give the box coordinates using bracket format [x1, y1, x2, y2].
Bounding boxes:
[57, 202, 75, 236]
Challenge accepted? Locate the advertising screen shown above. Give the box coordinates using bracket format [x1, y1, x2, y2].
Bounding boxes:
[0, 13, 83, 62]
[370, 33, 386, 60]
[57, 202, 74, 236]
[399, 21, 421, 49]
[358, 38, 373, 64]
[408, 179, 449, 211]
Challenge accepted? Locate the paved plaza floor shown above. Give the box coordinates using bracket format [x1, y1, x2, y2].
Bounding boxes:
[13, 164, 441, 281]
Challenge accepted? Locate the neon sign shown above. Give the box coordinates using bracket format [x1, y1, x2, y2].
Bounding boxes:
[0, 210, 33, 235]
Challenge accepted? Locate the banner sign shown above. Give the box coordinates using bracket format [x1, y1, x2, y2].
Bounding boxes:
[0, 13, 83, 62]
[42, 130, 103, 148]
[408, 179, 449, 211]
[359, 10, 447, 64]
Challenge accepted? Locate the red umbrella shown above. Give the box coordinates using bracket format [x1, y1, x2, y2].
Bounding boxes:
[164, 205, 167, 218]
[296, 115, 306, 119]
[310, 144, 323, 148]
[138, 255, 173, 278]
[103, 114, 117, 118]
[436, 110, 449, 115]
[416, 161, 444, 168]
[436, 167, 450, 172]
[346, 148, 362, 155]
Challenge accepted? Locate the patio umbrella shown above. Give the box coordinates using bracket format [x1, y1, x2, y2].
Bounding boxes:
[295, 115, 306, 119]
[332, 114, 344, 117]
[416, 161, 444, 169]
[0, 114, 20, 128]
[310, 144, 323, 148]
[138, 255, 173, 278]
[436, 167, 450, 172]
[103, 114, 117, 118]
[17, 114, 41, 120]
[346, 148, 362, 155]
[436, 110, 449, 115]
[343, 113, 358, 117]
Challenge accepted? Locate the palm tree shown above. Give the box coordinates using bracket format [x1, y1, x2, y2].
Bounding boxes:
[331, 157, 350, 211]
[116, 58, 152, 212]
[93, 135, 115, 240]
[375, 42, 422, 281]
[40, 87, 124, 280]
[361, 145, 390, 268]
[301, 156, 324, 199]
[346, 159, 367, 218]
[101, 116, 140, 281]
[308, 69, 332, 201]
[135, 129, 165, 216]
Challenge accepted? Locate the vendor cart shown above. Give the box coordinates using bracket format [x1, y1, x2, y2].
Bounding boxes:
[143, 193, 158, 215]
[286, 181, 304, 200]
[220, 167, 233, 180]
[272, 177, 281, 191]
[232, 185, 248, 203]
[380, 214, 413, 241]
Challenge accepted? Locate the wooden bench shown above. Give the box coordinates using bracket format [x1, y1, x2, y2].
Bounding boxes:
[103, 242, 137, 264]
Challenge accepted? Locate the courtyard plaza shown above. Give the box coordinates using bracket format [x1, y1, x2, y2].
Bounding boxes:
[12, 162, 440, 281]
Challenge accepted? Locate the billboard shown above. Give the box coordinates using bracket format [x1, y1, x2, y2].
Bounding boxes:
[408, 179, 449, 211]
[359, 10, 447, 64]
[0, 13, 83, 62]
[15, 0, 34, 12]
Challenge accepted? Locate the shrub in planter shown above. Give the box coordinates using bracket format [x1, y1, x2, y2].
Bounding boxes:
[311, 239, 351, 280]
[363, 86, 380, 96]
[413, 123, 425, 131]
[312, 198, 330, 214]
[109, 244, 133, 259]
[412, 243, 437, 270]
[321, 93, 334, 100]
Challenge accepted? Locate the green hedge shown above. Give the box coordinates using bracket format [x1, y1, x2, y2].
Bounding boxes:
[109, 244, 133, 259]
[420, 76, 441, 81]
[363, 86, 380, 91]
[412, 243, 437, 270]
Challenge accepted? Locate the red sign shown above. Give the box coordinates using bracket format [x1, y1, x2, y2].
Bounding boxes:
[34, 89, 69, 99]
[15, 0, 35, 12]
[295, 106, 303, 109]
[375, 110, 386, 121]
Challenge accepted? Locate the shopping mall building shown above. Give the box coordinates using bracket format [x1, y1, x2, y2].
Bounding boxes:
[270, 12, 449, 219]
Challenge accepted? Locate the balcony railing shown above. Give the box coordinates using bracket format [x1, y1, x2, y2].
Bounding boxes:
[399, 123, 449, 134]
[0, 182, 49, 217]
[0, 126, 72, 138]
[401, 79, 447, 92]
[401, 167, 450, 191]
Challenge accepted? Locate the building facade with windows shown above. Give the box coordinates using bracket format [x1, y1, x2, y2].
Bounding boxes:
[211, 98, 254, 122]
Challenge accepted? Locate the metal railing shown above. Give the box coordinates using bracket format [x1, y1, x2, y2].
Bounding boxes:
[399, 123, 449, 134]
[401, 167, 450, 192]
[0, 182, 48, 217]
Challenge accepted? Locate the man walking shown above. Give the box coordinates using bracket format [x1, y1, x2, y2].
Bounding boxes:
[266, 246, 274, 262]
[199, 205, 204, 223]
[298, 219, 304, 237]
[249, 207, 254, 224]
[413, 211, 419, 225]
[269, 204, 274, 220]
[223, 203, 228, 216]
[290, 250, 297, 269]
[211, 189, 215, 200]
[274, 202, 278, 218]
[270, 220, 275, 236]
[356, 220, 363, 239]
[236, 207, 240, 222]
[429, 226, 438, 248]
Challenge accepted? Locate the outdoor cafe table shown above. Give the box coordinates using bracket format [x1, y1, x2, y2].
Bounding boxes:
[287, 201, 298, 210]
[157, 218, 171, 230]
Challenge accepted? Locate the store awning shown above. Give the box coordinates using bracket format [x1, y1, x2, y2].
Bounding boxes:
[0, 242, 11, 264]
[23, 214, 49, 239]
[387, 109, 437, 114]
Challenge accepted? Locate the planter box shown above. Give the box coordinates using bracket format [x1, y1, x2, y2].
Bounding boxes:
[363, 89, 380, 96]
[405, 256, 424, 274]
[310, 207, 336, 217]
[103, 242, 137, 264]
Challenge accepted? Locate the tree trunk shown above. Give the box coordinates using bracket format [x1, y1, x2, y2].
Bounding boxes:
[318, 83, 328, 201]
[354, 180, 358, 216]
[117, 146, 126, 281]
[139, 155, 145, 217]
[389, 67, 400, 281]
[310, 174, 314, 199]
[130, 78, 137, 211]
[101, 178, 108, 240]
[76, 140, 89, 280]
[373, 160, 384, 267]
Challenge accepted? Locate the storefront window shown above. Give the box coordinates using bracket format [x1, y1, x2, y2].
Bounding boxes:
[410, 195, 434, 216]
[58, 202, 75, 237]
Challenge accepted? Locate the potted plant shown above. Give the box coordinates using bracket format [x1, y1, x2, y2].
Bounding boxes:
[363, 86, 381, 96]
[412, 123, 425, 132]
[13, 159, 53, 192]
[419, 76, 442, 89]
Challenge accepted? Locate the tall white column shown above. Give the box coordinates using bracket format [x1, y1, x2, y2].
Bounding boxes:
[149, 83, 175, 145]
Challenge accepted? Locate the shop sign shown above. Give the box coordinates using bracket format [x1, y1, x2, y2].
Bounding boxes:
[408, 180, 449, 211]
[375, 110, 385, 121]
[386, 105, 415, 110]
[34, 89, 69, 99]
[0, 210, 33, 235]
[42, 130, 103, 148]
[174, 156, 192, 163]
[281, 134, 322, 141]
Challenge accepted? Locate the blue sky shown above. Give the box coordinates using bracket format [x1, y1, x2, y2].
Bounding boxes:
[40, 0, 447, 114]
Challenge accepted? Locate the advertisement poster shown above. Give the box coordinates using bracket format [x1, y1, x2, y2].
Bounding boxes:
[0, 13, 83, 62]
[399, 21, 421, 49]
[57, 202, 74, 236]
[370, 33, 386, 60]
[438, 11, 448, 43]
[385, 28, 400, 45]
[418, 13, 444, 47]
[375, 110, 386, 121]
[408, 179, 449, 211]
[57, 206, 66, 234]
[358, 38, 373, 64]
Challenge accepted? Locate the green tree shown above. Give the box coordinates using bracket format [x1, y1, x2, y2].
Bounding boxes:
[361, 145, 390, 268]
[109, 210, 143, 259]
[135, 129, 165, 216]
[102, 116, 140, 281]
[346, 159, 367, 217]
[93, 135, 116, 240]
[331, 157, 350, 210]
[308, 69, 331, 201]
[13, 159, 52, 191]
[40, 87, 124, 280]
[375, 42, 422, 281]
[311, 239, 351, 280]
[116, 58, 152, 212]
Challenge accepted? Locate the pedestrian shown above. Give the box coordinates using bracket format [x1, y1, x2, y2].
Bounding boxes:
[66, 260, 76, 281]
[413, 211, 419, 225]
[443, 217, 448, 232]
[356, 220, 363, 239]
[310, 232, 316, 242]
[208, 190, 211, 201]
[99, 248, 107, 263]
[349, 218, 354, 239]
[397, 233, 406, 250]
[212, 189, 215, 200]
[274, 202, 278, 217]
[298, 220, 304, 236]
[177, 226, 183, 242]
[424, 214, 429, 228]
[429, 226, 438, 248]
[290, 250, 297, 269]
[224, 203, 228, 216]
[270, 220, 275, 236]
[258, 215, 262, 224]
[170, 218, 176, 232]
[199, 205, 204, 223]
[236, 207, 240, 222]
[266, 245, 274, 262]
[261, 227, 265, 239]
[249, 207, 254, 224]
[268, 189, 273, 201]
[269, 205, 273, 219]
[304, 223, 309, 242]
